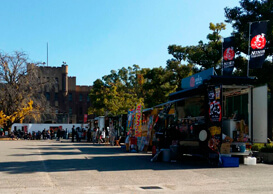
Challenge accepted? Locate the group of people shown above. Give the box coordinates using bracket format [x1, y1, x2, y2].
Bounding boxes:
[8, 125, 121, 146]
[71, 126, 110, 144]
[9, 128, 69, 140]
[71, 126, 89, 142]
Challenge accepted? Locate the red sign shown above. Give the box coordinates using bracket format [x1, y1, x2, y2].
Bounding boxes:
[24, 126, 28, 133]
[84, 114, 88, 123]
[223, 47, 235, 61]
[251, 34, 266, 49]
[209, 101, 222, 122]
[190, 77, 195, 87]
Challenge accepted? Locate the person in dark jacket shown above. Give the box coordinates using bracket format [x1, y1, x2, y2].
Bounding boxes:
[50, 129, 54, 140]
[87, 128, 91, 142]
[71, 125, 75, 142]
[57, 128, 61, 141]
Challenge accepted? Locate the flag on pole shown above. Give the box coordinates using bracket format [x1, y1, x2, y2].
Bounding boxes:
[249, 21, 267, 69]
[222, 37, 235, 76]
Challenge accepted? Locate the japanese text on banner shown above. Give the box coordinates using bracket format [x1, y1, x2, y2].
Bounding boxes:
[134, 104, 142, 137]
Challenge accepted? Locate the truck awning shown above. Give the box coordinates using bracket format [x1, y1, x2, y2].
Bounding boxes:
[169, 76, 257, 101]
[154, 98, 186, 108]
[206, 75, 257, 85]
[169, 86, 206, 101]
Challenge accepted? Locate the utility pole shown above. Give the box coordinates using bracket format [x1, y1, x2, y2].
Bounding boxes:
[47, 42, 49, 66]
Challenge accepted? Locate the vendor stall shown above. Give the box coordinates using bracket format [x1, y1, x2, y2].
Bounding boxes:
[152, 68, 268, 165]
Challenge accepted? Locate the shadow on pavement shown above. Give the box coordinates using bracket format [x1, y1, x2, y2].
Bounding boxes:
[10, 147, 130, 156]
[0, 156, 212, 174]
[2, 143, 212, 174]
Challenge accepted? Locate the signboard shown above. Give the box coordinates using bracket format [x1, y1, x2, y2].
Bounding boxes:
[134, 104, 142, 137]
[181, 68, 214, 89]
[207, 85, 222, 153]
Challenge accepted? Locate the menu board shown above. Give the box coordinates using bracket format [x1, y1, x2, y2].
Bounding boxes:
[207, 85, 222, 152]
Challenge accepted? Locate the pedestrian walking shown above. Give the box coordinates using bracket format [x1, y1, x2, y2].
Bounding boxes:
[101, 128, 106, 143]
[110, 127, 115, 146]
[76, 127, 80, 142]
[57, 128, 61, 141]
[87, 128, 91, 142]
[92, 128, 96, 144]
[72, 125, 75, 142]
[42, 129, 46, 140]
[50, 129, 54, 140]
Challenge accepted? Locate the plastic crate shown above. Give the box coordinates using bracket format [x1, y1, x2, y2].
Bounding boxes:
[221, 156, 239, 167]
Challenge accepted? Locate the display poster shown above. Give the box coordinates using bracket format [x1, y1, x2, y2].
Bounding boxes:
[141, 114, 148, 136]
[134, 104, 142, 137]
[109, 118, 114, 136]
[207, 85, 222, 152]
[139, 115, 154, 151]
[126, 109, 135, 132]
[146, 115, 154, 145]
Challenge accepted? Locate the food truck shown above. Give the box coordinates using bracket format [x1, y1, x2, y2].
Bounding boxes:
[153, 68, 268, 165]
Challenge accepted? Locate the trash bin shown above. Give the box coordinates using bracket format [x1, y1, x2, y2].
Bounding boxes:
[161, 149, 171, 162]
[170, 145, 178, 160]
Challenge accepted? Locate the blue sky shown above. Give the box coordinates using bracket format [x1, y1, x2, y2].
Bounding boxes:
[0, 0, 240, 85]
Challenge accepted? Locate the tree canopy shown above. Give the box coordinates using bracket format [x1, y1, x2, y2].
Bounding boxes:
[0, 51, 53, 130]
[88, 0, 273, 118]
[224, 0, 273, 78]
[88, 65, 141, 116]
[88, 22, 226, 116]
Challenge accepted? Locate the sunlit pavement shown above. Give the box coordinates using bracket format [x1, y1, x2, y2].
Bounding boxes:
[0, 140, 273, 193]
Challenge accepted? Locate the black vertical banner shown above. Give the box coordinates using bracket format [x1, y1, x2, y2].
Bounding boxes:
[207, 85, 222, 153]
[223, 37, 235, 75]
[249, 21, 267, 69]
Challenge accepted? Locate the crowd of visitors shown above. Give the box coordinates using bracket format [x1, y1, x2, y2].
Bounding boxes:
[9, 128, 69, 141]
[71, 126, 110, 144]
[5, 125, 123, 146]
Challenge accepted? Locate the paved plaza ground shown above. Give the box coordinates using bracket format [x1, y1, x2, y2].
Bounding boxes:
[0, 140, 273, 193]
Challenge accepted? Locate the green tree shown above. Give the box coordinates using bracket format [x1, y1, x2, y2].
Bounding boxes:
[186, 22, 226, 74]
[225, 0, 273, 138]
[225, 0, 273, 74]
[88, 65, 142, 116]
[88, 79, 107, 116]
[143, 66, 177, 107]
[225, 0, 273, 56]
[167, 23, 226, 76]
[88, 63, 182, 115]
[167, 45, 197, 88]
